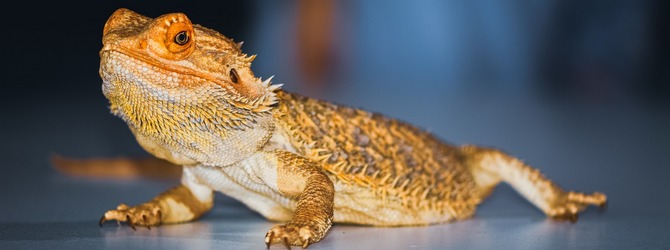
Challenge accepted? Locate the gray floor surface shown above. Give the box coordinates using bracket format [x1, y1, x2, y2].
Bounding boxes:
[1, 90, 669, 249]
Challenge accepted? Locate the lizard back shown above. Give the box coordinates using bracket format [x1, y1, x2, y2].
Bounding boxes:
[272, 91, 481, 224]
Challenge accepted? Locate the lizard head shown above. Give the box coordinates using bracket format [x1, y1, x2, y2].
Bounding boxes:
[100, 8, 281, 111]
[99, 8, 280, 166]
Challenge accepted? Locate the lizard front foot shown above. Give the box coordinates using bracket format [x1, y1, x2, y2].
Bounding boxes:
[548, 191, 607, 223]
[100, 202, 162, 229]
[265, 224, 317, 249]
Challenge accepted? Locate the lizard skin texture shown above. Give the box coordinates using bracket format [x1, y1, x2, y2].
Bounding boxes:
[97, 8, 607, 248]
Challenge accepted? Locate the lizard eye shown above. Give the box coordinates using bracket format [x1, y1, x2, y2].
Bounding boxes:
[164, 20, 194, 54]
[229, 68, 239, 84]
[151, 13, 194, 60]
[174, 31, 189, 45]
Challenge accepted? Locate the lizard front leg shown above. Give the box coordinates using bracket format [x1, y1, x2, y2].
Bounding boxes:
[100, 168, 214, 228]
[260, 150, 334, 248]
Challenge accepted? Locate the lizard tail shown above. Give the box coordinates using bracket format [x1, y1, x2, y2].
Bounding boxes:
[51, 154, 182, 180]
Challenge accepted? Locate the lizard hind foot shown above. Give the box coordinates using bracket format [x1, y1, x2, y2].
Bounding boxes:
[100, 202, 162, 229]
[548, 191, 607, 223]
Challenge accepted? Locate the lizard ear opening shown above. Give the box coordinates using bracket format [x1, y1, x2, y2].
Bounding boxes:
[229, 68, 240, 84]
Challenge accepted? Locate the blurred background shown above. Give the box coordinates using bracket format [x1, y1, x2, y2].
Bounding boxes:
[0, 1, 668, 249]
[3, 1, 668, 107]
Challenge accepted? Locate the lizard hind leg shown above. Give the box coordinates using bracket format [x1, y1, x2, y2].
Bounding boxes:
[461, 145, 607, 222]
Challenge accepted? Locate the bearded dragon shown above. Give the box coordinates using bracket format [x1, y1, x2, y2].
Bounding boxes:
[97, 8, 607, 248]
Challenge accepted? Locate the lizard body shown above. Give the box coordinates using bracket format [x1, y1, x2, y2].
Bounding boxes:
[98, 9, 607, 248]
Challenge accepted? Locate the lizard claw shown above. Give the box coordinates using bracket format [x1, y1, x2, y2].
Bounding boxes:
[265, 231, 274, 249]
[598, 200, 608, 213]
[99, 215, 107, 227]
[142, 215, 151, 230]
[156, 210, 162, 226]
[282, 237, 292, 250]
[127, 215, 136, 230]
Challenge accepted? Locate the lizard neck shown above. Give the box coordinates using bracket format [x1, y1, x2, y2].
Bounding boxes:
[105, 76, 276, 167]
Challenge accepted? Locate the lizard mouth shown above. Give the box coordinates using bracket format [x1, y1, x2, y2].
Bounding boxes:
[100, 46, 279, 105]
[100, 46, 226, 86]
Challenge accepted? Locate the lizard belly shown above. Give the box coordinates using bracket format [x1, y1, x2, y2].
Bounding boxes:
[185, 151, 456, 226]
[331, 181, 455, 226]
[185, 161, 297, 222]
[186, 163, 457, 226]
